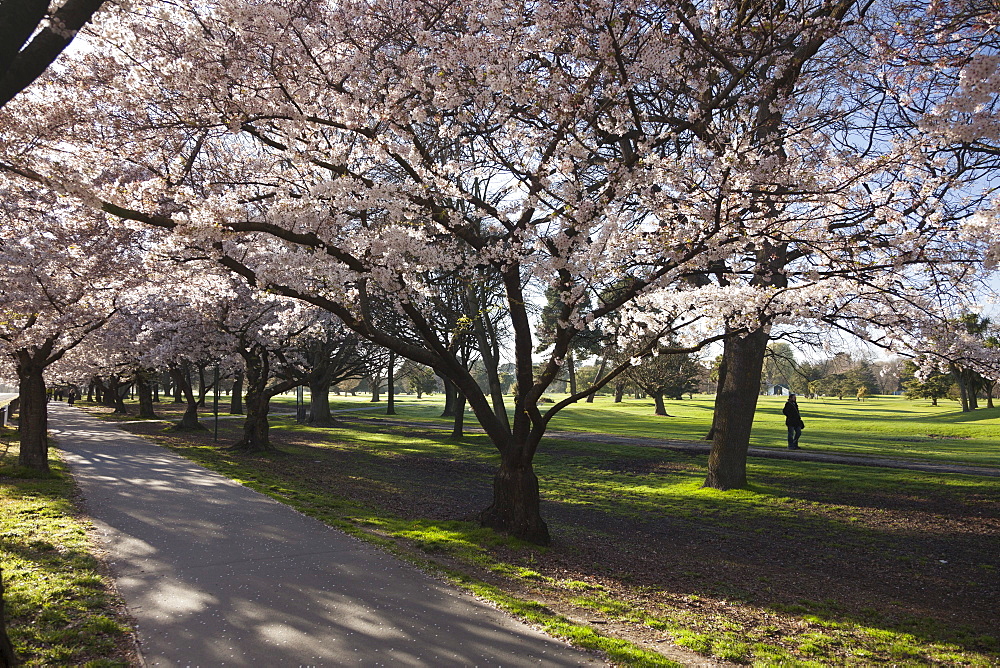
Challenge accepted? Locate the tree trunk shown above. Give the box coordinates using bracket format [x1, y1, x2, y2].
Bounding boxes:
[706, 352, 728, 441]
[967, 371, 979, 410]
[479, 444, 550, 546]
[170, 366, 203, 430]
[440, 376, 456, 417]
[369, 374, 380, 402]
[0, 565, 19, 668]
[136, 372, 157, 419]
[704, 328, 769, 490]
[586, 356, 608, 403]
[307, 378, 339, 426]
[653, 392, 667, 416]
[16, 359, 48, 473]
[113, 379, 129, 413]
[98, 377, 117, 410]
[230, 371, 244, 414]
[614, 382, 625, 403]
[86, 380, 94, 403]
[386, 352, 396, 416]
[232, 393, 274, 452]
[197, 364, 208, 407]
[952, 364, 970, 412]
[232, 345, 276, 451]
[450, 391, 466, 439]
[567, 352, 577, 396]
[173, 371, 185, 403]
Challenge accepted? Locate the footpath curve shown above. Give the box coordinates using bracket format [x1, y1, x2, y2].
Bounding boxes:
[48, 403, 602, 667]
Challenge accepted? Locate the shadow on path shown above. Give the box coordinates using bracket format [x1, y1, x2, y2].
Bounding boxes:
[49, 403, 600, 667]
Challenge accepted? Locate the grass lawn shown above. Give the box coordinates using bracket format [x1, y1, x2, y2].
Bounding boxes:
[86, 394, 1000, 667]
[0, 426, 137, 667]
[272, 392, 1000, 467]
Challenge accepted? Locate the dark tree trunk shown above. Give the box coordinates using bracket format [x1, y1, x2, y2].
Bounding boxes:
[440, 376, 456, 417]
[586, 356, 608, 403]
[136, 372, 157, 419]
[479, 444, 550, 546]
[86, 380, 94, 403]
[152, 380, 159, 403]
[232, 345, 278, 452]
[112, 379, 129, 413]
[196, 364, 208, 407]
[704, 328, 769, 490]
[233, 393, 274, 452]
[369, 374, 380, 402]
[653, 392, 668, 416]
[172, 374, 184, 403]
[567, 352, 577, 396]
[706, 353, 728, 441]
[98, 377, 117, 410]
[386, 352, 396, 416]
[473, 316, 509, 423]
[450, 391, 466, 439]
[307, 378, 339, 426]
[16, 358, 48, 473]
[0, 565, 19, 668]
[614, 382, 625, 403]
[952, 364, 970, 412]
[230, 371, 244, 414]
[968, 372, 979, 410]
[170, 366, 203, 430]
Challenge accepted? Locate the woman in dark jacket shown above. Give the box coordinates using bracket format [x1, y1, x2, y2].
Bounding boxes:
[782, 394, 804, 450]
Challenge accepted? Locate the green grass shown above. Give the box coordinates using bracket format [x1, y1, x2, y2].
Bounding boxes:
[81, 394, 999, 666]
[0, 430, 135, 667]
[135, 405, 998, 667]
[268, 392, 1000, 467]
[154, 437, 679, 667]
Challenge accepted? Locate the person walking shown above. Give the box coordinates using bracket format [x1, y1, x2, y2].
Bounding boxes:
[783, 393, 804, 450]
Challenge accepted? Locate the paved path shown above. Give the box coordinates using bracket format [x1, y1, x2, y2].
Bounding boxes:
[48, 403, 601, 667]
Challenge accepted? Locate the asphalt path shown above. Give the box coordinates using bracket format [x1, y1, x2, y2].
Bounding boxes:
[48, 403, 602, 667]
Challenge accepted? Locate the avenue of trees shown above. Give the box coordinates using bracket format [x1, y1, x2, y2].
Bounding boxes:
[1, 0, 999, 660]
[1, 0, 998, 553]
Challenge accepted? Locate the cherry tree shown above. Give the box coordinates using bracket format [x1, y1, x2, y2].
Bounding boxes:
[0, 0, 110, 109]
[300, 317, 377, 427]
[15, 0, 748, 542]
[3, 0, 993, 539]
[210, 283, 322, 451]
[0, 180, 144, 471]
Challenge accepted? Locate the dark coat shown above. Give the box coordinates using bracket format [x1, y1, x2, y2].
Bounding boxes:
[783, 400, 804, 429]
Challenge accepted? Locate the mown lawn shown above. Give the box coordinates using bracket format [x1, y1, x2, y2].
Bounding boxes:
[0, 427, 136, 667]
[96, 394, 1000, 667]
[272, 392, 1000, 466]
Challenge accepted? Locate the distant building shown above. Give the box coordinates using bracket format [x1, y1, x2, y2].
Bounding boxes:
[766, 384, 791, 396]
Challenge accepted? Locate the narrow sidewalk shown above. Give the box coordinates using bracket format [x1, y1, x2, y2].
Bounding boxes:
[49, 403, 601, 667]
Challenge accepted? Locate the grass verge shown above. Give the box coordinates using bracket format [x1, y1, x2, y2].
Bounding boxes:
[103, 402, 998, 667]
[0, 427, 137, 667]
